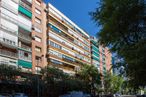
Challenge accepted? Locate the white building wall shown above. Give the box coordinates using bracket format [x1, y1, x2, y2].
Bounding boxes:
[1, 18, 18, 32]
[0, 56, 17, 66]
[18, 15, 32, 31]
[0, 30, 18, 46]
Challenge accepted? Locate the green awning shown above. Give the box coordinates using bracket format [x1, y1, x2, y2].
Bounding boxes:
[18, 60, 32, 69]
[18, 5, 32, 18]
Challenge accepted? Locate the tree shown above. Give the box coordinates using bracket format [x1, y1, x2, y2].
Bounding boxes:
[40, 66, 87, 97]
[77, 64, 101, 96]
[0, 64, 21, 81]
[103, 73, 124, 94]
[90, 0, 146, 88]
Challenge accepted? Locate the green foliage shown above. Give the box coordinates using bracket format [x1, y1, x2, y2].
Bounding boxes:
[77, 64, 101, 95]
[103, 73, 124, 94]
[0, 64, 21, 81]
[90, 0, 146, 87]
[40, 66, 87, 97]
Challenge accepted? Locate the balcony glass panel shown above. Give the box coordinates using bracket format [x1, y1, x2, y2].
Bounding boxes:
[18, 5, 32, 18]
[18, 59, 32, 68]
[18, 43, 31, 52]
[18, 50, 32, 62]
[18, 15, 32, 32]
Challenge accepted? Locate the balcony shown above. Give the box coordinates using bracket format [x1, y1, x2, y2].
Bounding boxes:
[0, 37, 17, 49]
[0, 24, 17, 36]
[18, 5, 32, 18]
[18, 15, 32, 32]
[0, 59, 17, 67]
[0, 1, 18, 14]
[18, 32, 31, 43]
[1, 12, 18, 25]
[18, 59, 32, 69]
[0, 49, 18, 59]
[18, 53, 32, 62]
[19, 0, 32, 12]
[18, 44, 31, 52]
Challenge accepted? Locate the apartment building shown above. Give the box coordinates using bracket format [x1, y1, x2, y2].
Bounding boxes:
[0, 0, 47, 73]
[0, 0, 111, 74]
[47, 4, 91, 74]
[0, 1, 91, 74]
[90, 37, 112, 75]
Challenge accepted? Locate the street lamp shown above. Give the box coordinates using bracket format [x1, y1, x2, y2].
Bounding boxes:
[36, 55, 44, 97]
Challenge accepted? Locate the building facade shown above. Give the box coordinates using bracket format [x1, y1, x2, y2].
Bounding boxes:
[47, 4, 91, 74]
[90, 37, 112, 75]
[0, 0, 111, 74]
[0, 0, 33, 72]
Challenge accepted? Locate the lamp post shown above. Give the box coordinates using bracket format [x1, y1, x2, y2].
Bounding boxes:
[36, 55, 44, 97]
[36, 58, 40, 97]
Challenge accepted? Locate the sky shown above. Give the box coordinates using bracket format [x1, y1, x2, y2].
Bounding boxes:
[44, 0, 100, 36]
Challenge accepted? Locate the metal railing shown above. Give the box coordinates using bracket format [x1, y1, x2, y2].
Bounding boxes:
[19, 44, 31, 51]
[19, 56, 32, 62]
[0, 49, 18, 58]
[18, 32, 31, 42]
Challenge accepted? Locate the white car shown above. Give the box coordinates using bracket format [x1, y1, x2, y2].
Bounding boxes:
[13, 93, 28, 97]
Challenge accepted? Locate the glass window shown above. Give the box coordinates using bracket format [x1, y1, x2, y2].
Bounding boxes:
[35, 0, 41, 6]
[49, 41, 62, 49]
[35, 36, 42, 42]
[35, 8, 41, 14]
[35, 17, 41, 24]
[34, 26, 41, 33]
[35, 46, 41, 52]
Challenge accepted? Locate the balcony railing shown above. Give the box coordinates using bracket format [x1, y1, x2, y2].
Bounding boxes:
[19, 44, 31, 52]
[0, 1, 18, 14]
[18, 32, 31, 42]
[0, 49, 18, 58]
[0, 37, 17, 48]
[0, 24, 18, 35]
[19, 56, 32, 62]
[1, 11, 31, 32]
[1, 12, 18, 25]
[0, 61, 17, 67]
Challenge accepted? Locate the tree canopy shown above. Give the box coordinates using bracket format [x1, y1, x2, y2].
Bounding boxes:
[91, 0, 146, 88]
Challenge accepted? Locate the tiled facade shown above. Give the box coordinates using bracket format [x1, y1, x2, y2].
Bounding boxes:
[90, 37, 112, 75]
[0, 0, 112, 74]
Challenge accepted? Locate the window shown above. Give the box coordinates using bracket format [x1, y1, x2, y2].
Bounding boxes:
[49, 50, 62, 58]
[35, 46, 41, 52]
[35, 17, 41, 24]
[24, 52, 28, 57]
[49, 41, 62, 49]
[35, 8, 41, 14]
[35, 36, 42, 42]
[34, 26, 41, 33]
[35, 0, 41, 6]
[50, 59, 62, 65]
[35, 56, 42, 62]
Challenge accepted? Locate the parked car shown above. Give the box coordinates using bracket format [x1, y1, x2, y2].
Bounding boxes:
[0, 93, 12, 97]
[13, 93, 28, 97]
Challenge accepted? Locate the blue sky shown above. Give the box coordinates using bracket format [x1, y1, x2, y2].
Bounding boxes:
[44, 0, 100, 36]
